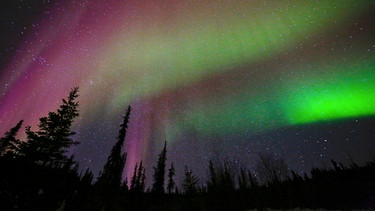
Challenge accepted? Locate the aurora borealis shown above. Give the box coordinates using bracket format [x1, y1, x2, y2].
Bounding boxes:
[1, 0, 375, 182]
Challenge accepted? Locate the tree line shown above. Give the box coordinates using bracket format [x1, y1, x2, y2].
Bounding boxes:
[0, 87, 374, 210]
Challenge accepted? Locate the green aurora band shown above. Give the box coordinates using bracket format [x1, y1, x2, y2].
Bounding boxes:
[167, 60, 375, 137]
[283, 62, 375, 125]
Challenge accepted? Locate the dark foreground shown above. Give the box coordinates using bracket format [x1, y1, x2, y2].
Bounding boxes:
[0, 156, 374, 211]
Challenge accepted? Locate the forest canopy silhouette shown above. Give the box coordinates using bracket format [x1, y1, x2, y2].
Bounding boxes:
[0, 87, 374, 210]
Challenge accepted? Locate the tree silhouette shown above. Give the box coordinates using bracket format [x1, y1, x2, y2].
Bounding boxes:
[208, 160, 217, 188]
[207, 160, 235, 192]
[238, 167, 248, 190]
[0, 120, 23, 156]
[90, 106, 131, 211]
[182, 166, 199, 194]
[130, 160, 146, 192]
[167, 162, 176, 194]
[96, 105, 131, 189]
[151, 141, 167, 194]
[255, 152, 288, 185]
[17, 87, 79, 166]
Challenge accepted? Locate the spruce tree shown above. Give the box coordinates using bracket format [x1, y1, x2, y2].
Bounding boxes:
[96, 106, 131, 189]
[167, 162, 175, 194]
[130, 160, 146, 192]
[17, 87, 79, 165]
[151, 141, 167, 194]
[182, 166, 199, 194]
[0, 120, 23, 156]
[121, 177, 129, 192]
[208, 160, 217, 188]
[255, 152, 288, 185]
[130, 163, 138, 191]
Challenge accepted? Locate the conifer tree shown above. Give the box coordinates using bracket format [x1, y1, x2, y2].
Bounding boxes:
[138, 163, 146, 192]
[207, 160, 235, 192]
[248, 170, 259, 188]
[208, 160, 217, 188]
[96, 106, 131, 189]
[130, 161, 146, 192]
[255, 152, 288, 185]
[151, 141, 167, 194]
[182, 166, 199, 194]
[0, 120, 23, 156]
[167, 162, 175, 194]
[17, 87, 79, 165]
[222, 162, 235, 191]
[130, 163, 138, 191]
[238, 167, 248, 190]
[121, 177, 129, 192]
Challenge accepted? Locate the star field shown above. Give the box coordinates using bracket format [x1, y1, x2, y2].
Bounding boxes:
[0, 0, 374, 183]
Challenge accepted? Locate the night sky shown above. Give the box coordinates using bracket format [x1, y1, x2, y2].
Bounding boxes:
[1, 0, 375, 185]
